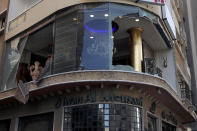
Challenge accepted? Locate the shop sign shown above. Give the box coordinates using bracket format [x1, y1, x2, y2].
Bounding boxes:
[161, 112, 177, 125]
[55, 90, 143, 108]
[138, 0, 165, 5]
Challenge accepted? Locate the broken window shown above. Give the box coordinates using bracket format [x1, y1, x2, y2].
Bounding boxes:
[1, 36, 28, 90]
[19, 24, 53, 82]
[0, 24, 53, 90]
[1, 3, 167, 91]
[110, 4, 140, 72]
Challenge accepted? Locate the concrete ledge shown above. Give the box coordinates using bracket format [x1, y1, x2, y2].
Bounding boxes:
[0, 70, 196, 123]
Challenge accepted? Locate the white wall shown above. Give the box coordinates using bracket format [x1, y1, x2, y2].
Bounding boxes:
[155, 49, 177, 92]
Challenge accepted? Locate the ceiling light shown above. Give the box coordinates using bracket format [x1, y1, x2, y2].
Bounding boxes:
[90, 36, 94, 39]
[90, 14, 94, 18]
[73, 18, 77, 21]
[104, 14, 109, 17]
[135, 18, 140, 22]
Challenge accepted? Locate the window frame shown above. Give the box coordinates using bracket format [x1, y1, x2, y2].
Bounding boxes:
[63, 103, 143, 131]
[147, 112, 159, 131]
[0, 119, 11, 131]
[18, 112, 54, 131]
[162, 120, 177, 131]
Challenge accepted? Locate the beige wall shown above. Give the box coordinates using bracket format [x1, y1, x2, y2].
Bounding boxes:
[0, 0, 8, 11]
[5, 0, 162, 41]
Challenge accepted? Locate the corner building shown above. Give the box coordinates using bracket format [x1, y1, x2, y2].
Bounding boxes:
[0, 0, 196, 131]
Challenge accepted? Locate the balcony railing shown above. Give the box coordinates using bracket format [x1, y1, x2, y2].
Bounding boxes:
[179, 81, 192, 103]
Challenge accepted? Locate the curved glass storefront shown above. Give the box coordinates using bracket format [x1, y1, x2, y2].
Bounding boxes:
[1, 3, 158, 90]
[64, 103, 142, 131]
[54, 3, 157, 72]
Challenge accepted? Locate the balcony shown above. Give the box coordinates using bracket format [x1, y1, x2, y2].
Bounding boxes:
[179, 81, 196, 112]
[0, 3, 176, 92]
[0, 70, 196, 123]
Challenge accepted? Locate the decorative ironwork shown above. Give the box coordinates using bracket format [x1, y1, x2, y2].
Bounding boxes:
[144, 58, 163, 77]
[144, 58, 156, 75]
[64, 104, 142, 131]
[179, 81, 192, 102]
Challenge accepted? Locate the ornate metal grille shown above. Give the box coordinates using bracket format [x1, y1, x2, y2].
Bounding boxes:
[64, 104, 142, 131]
[179, 81, 192, 102]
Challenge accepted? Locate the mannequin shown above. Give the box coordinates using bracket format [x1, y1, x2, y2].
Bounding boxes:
[30, 61, 43, 81]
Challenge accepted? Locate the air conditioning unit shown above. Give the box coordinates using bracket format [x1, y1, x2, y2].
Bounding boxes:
[162, 5, 176, 40]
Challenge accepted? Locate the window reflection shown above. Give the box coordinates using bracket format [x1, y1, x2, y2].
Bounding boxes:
[79, 4, 111, 70]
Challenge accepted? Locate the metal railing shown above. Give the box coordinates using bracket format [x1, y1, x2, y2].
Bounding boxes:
[179, 81, 192, 103]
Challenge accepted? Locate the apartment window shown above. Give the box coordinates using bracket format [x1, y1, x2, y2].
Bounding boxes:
[162, 121, 176, 131]
[0, 119, 11, 131]
[147, 114, 157, 131]
[0, 24, 53, 90]
[18, 112, 54, 131]
[0, 17, 5, 30]
[64, 104, 142, 131]
[179, 81, 192, 102]
[0, 10, 6, 34]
